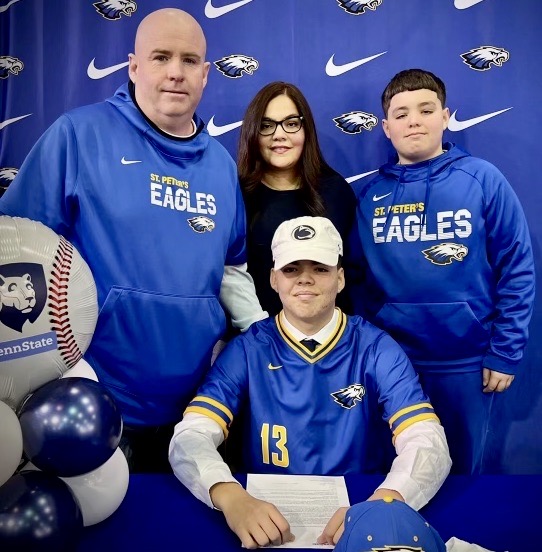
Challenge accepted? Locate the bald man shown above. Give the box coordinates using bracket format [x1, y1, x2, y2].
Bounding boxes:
[0, 8, 267, 472]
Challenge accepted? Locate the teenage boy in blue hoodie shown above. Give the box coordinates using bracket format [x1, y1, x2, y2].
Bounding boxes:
[349, 68, 535, 474]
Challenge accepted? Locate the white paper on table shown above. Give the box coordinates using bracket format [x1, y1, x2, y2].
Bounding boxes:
[246, 474, 350, 549]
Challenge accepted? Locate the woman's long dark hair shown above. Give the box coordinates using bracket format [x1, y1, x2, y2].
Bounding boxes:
[238, 81, 331, 217]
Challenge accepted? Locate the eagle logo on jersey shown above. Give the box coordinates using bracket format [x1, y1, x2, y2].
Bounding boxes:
[214, 55, 259, 78]
[0, 264, 46, 333]
[292, 225, 316, 241]
[336, 0, 383, 15]
[460, 46, 510, 71]
[364, 547, 427, 551]
[93, 0, 137, 20]
[0, 56, 24, 79]
[331, 384, 365, 409]
[0, 167, 18, 197]
[333, 111, 378, 134]
[422, 243, 468, 266]
[188, 216, 215, 233]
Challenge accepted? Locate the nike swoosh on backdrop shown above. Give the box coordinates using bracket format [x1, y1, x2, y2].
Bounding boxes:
[346, 169, 378, 184]
[454, 0, 485, 9]
[268, 364, 283, 370]
[325, 52, 387, 77]
[205, 0, 253, 18]
[373, 192, 392, 202]
[87, 58, 129, 80]
[0, 0, 22, 13]
[448, 107, 512, 132]
[121, 157, 142, 165]
[207, 116, 243, 137]
[0, 113, 32, 130]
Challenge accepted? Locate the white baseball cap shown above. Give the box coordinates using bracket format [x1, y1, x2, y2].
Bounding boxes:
[271, 216, 343, 270]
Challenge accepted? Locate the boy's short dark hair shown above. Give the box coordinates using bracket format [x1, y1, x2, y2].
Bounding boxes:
[381, 69, 446, 117]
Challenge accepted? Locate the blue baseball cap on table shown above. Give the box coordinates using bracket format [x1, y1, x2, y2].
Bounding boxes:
[334, 497, 446, 552]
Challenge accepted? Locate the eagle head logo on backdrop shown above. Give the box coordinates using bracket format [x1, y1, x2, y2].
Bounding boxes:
[0, 56, 24, 79]
[333, 111, 379, 135]
[460, 46, 510, 71]
[0, 168, 18, 198]
[93, 0, 138, 20]
[214, 55, 260, 79]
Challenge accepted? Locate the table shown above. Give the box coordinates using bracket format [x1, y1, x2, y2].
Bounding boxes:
[77, 474, 539, 551]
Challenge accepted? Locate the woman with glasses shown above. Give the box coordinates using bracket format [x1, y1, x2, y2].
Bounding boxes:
[238, 81, 356, 316]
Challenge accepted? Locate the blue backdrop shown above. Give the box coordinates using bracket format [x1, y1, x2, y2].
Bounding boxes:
[1, 0, 541, 473]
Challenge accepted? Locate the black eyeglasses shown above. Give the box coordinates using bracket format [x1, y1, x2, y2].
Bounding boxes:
[258, 116, 304, 136]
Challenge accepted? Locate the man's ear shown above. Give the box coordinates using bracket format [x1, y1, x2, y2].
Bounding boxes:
[270, 269, 279, 293]
[337, 267, 345, 294]
[442, 106, 450, 130]
[128, 53, 137, 83]
[382, 118, 391, 139]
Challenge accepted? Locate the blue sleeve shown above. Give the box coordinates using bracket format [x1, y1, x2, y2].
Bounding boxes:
[0, 114, 78, 236]
[224, 180, 248, 266]
[184, 336, 249, 434]
[482, 168, 535, 373]
[372, 332, 439, 439]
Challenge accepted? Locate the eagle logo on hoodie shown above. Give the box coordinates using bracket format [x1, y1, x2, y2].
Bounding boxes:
[422, 243, 468, 266]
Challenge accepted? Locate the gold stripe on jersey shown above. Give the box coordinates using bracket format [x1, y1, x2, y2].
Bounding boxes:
[391, 413, 441, 445]
[388, 402, 434, 426]
[188, 395, 235, 421]
[276, 309, 348, 363]
[184, 405, 230, 438]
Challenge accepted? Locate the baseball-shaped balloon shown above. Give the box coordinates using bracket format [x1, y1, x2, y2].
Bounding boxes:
[18, 377, 123, 477]
[0, 216, 98, 410]
[0, 400, 23, 486]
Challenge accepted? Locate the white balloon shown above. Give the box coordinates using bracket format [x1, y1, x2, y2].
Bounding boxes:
[62, 357, 99, 381]
[61, 447, 129, 526]
[23, 447, 129, 527]
[0, 216, 98, 410]
[0, 400, 23, 487]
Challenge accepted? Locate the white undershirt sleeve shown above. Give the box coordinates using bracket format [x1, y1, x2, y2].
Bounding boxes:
[168, 413, 239, 508]
[376, 420, 452, 510]
[220, 263, 268, 332]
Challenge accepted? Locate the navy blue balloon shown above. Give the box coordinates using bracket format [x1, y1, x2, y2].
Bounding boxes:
[18, 377, 123, 477]
[0, 470, 83, 551]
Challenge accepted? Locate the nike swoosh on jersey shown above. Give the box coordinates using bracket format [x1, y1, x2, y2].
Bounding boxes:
[447, 107, 512, 132]
[268, 363, 283, 370]
[454, 0, 484, 9]
[0, 113, 32, 130]
[207, 116, 243, 136]
[121, 157, 142, 165]
[325, 51, 387, 77]
[205, 0, 253, 18]
[0, 0, 21, 13]
[373, 192, 392, 202]
[87, 58, 129, 80]
[346, 169, 379, 184]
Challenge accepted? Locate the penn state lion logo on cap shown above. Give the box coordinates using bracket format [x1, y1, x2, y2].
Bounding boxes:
[292, 225, 316, 241]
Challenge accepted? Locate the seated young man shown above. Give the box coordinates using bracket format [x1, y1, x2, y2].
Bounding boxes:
[169, 216, 451, 549]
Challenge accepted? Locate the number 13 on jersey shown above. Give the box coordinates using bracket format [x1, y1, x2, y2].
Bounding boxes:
[261, 423, 290, 467]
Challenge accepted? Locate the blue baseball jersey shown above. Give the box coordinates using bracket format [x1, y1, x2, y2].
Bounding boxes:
[185, 311, 439, 475]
